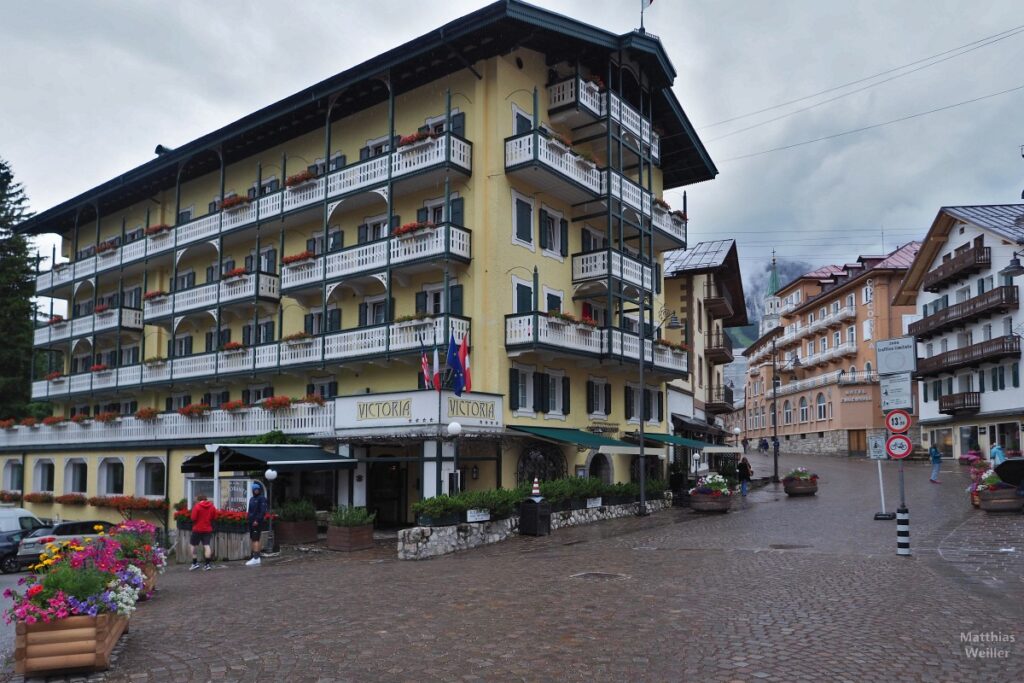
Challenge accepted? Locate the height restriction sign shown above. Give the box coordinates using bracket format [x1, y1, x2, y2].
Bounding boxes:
[885, 409, 912, 434]
[885, 434, 912, 459]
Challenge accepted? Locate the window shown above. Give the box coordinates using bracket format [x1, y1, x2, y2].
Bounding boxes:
[799, 397, 809, 422]
[170, 393, 192, 411]
[925, 343, 934, 358]
[98, 458, 124, 495]
[831, 301, 840, 313]
[65, 459, 88, 494]
[514, 278, 533, 313]
[307, 377, 339, 399]
[819, 307, 827, 320]
[1003, 316, 1014, 337]
[865, 361, 872, 374]
[833, 331, 841, 348]
[538, 206, 566, 258]
[543, 288, 563, 313]
[983, 324, 993, 341]
[177, 207, 193, 224]
[136, 457, 166, 497]
[846, 325, 856, 344]
[816, 393, 827, 420]
[174, 269, 195, 292]
[3, 461, 23, 491]
[862, 319, 874, 341]
[33, 460, 55, 493]
[513, 105, 533, 135]
[513, 192, 534, 246]
[546, 370, 564, 417]
[173, 335, 193, 357]
[783, 400, 792, 424]
[510, 363, 535, 415]
[846, 293, 855, 308]
[861, 286, 873, 304]
[587, 378, 610, 416]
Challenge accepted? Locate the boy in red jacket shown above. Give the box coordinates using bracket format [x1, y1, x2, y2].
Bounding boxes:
[190, 494, 216, 571]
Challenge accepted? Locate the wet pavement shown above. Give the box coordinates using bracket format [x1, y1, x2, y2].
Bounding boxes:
[4, 452, 1022, 682]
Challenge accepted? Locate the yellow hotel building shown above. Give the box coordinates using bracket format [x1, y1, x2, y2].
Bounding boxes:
[6, 1, 715, 526]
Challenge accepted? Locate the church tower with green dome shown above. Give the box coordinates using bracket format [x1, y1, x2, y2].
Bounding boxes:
[760, 251, 782, 336]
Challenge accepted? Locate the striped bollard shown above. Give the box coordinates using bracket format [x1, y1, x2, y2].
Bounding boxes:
[896, 506, 910, 555]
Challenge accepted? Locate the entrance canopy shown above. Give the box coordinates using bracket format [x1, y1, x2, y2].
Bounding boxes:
[509, 426, 641, 455]
[629, 432, 717, 450]
[181, 444, 357, 474]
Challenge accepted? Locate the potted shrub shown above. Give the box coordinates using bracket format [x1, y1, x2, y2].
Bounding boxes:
[688, 473, 733, 512]
[327, 506, 377, 551]
[412, 495, 461, 527]
[782, 467, 819, 496]
[275, 500, 318, 544]
[977, 469, 1023, 512]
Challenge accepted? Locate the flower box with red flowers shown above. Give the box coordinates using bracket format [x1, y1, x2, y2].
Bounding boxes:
[222, 399, 246, 413]
[0, 491, 22, 503]
[282, 250, 316, 266]
[393, 221, 436, 238]
[42, 416, 66, 427]
[45, 371, 63, 382]
[19, 418, 38, 428]
[221, 341, 245, 353]
[88, 495, 168, 511]
[69, 414, 91, 425]
[653, 197, 671, 211]
[47, 315, 65, 326]
[95, 240, 118, 256]
[95, 411, 119, 424]
[93, 304, 111, 314]
[144, 223, 173, 237]
[397, 130, 437, 148]
[583, 75, 605, 91]
[143, 290, 169, 301]
[22, 492, 54, 504]
[283, 331, 313, 345]
[285, 169, 317, 189]
[55, 493, 87, 505]
[177, 403, 211, 419]
[90, 364, 110, 373]
[134, 407, 159, 422]
[298, 394, 326, 407]
[222, 267, 248, 280]
[0, 419, 14, 430]
[220, 195, 250, 212]
[260, 395, 293, 412]
[671, 210, 688, 222]
[547, 311, 577, 326]
[578, 316, 599, 329]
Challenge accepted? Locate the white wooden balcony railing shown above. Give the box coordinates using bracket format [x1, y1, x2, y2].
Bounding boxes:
[144, 274, 280, 320]
[34, 134, 473, 293]
[571, 250, 652, 290]
[34, 308, 143, 346]
[547, 78, 658, 155]
[0, 403, 334, 448]
[504, 314, 687, 375]
[650, 206, 687, 245]
[772, 369, 879, 398]
[505, 134, 603, 195]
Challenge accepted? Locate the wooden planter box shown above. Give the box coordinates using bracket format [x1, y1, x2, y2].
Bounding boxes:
[272, 520, 318, 545]
[15, 613, 128, 675]
[326, 524, 374, 551]
[783, 479, 818, 496]
[140, 563, 157, 600]
[979, 488, 1023, 512]
[175, 529, 270, 562]
[689, 493, 732, 513]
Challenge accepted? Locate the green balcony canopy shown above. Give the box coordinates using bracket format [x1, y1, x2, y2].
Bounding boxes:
[630, 432, 716, 450]
[509, 426, 640, 454]
[182, 444, 356, 474]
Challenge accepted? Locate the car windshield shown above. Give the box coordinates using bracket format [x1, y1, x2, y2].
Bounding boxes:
[25, 527, 54, 539]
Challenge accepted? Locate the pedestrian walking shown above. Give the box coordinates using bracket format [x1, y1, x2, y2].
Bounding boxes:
[741, 438, 749, 454]
[928, 445, 942, 484]
[737, 456, 753, 496]
[759, 438, 768, 455]
[189, 493, 216, 571]
[246, 482, 269, 566]
[991, 442, 1007, 467]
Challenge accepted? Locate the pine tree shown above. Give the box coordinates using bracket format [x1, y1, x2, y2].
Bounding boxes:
[0, 158, 36, 419]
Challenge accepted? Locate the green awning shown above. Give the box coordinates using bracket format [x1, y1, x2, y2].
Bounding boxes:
[509, 426, 641, 454]
[637, 433, 717, 449]
[182, 444, 356, 474]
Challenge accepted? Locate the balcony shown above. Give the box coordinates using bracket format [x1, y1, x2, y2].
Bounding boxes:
[705, 386, 734, 415]
[909, 286, 1019, 339]
[571, 249, 652, 291]
[30, 317, 472, 400]
[825, 305, 856, 327]
[0, 402, 333, 449]
[34, 308, 143, 347]
[917, 335, 1020, 377]
[773, 369, 879, 398]
[281, 224, 472, 291]
[706, 331, 734, 365]
[938, 392, 981, 415]
[922, 246, 991, 293]
[34, 134, 473, 295]
[776, 325, 803, 348]
[650, 206, 687, 248]
[548, 77, 659, 160]
[144, 273, 280, 321]
[704, 283, 733, 319]
[503, 313, 687, 376]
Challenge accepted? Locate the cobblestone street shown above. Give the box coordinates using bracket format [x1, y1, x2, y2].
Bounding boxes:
[6, 453, 1022, 682]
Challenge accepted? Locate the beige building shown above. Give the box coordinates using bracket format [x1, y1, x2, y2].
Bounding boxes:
[743, 243, 920, 455]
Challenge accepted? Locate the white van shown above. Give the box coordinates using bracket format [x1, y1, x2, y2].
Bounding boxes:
[0, 508, 46, 533]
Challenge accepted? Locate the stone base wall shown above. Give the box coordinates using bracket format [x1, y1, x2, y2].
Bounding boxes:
[398, 496, 673, 561]
[775, 425, 926, 458]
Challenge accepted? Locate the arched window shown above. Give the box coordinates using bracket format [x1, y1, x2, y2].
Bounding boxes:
[783, 400, 792, 424]
[865, 361, 873, 374]
[33, 459, 55, 493]
[799, 397, 809, 422]
[98, 457, 124, 495]
[2, 460, 23, 492]
[64, 458, 88, 494]
[136, 457, 166, 497]
[849, 366, 857, 375]
[816, 393, 827, 420]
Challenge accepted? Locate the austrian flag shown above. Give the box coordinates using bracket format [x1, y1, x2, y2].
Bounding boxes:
[459, 334, 472, 392]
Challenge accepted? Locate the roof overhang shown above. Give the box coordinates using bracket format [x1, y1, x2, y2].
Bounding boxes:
[181, 444, 356, 474]
[509, 425, 644, 455]
[892, 209, 968, 306]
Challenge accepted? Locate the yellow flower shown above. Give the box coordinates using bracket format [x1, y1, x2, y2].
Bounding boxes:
[93, 524, 104, 532]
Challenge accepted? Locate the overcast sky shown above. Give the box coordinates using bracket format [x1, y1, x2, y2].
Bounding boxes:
[3, 0, 1023, 280]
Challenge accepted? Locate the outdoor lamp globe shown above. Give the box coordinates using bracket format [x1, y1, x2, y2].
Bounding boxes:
[447, 422, 463, 437]
[264, 469, 278, 481]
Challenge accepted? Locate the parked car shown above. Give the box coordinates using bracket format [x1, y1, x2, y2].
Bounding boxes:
[0, 507, 46, 533]
[16, 520, 115, 570]
[0, 529, 35, 573]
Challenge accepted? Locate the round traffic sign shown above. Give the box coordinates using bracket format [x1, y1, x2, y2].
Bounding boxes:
[885, 409, 912, 434]
[885, 434, 912, 459]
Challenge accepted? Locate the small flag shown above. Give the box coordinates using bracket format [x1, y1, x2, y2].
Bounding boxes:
[420, 341, 432, 389]
[459, 334, 472, 393]
[432, 346, 441, 391]
[642, 0, 654, 7]
[446, 333, 465, 397]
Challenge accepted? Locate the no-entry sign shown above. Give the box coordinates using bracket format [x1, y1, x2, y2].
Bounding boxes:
[885, 434, 912, 459]
[885, 409, 912, 434]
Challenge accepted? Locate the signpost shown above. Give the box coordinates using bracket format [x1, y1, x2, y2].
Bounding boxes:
[885, 434, 912, 458]
[869, 435, 894, 520]
[884, 409, 911, 434]
[877, 338, 916, 553]
[875, 337, 917, 375]
[881, 374, 914, 411]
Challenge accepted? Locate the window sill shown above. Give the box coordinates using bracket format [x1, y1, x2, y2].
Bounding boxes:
[588, 412, 608, 420]
[543, 412, 566, 422]
[542, 249, 564, 263]
[512, 238, 536, 253]
[513, 409, 537, 419]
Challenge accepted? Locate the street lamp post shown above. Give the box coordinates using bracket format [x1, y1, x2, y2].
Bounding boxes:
[638, 308, 681, 516]
[732, 426, 742, 448]
[264, 468, 278, 551]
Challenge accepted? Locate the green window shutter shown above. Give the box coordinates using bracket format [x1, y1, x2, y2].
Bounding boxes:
[538, 209, 550, 250]
[1013, 363, 1020, 388]
[327, 309, 341, 332]
[946, 377, 953, 395]
[582, 230, 592, 252]
[546, 293, 560, 313]
[416, 207, 429, 223]
[516, 283, 533, 314]
[357, 224, 368, 243]
[358, 303, 368, 327]
[992, 367, 998, 391]
[999, 366, 1006, 390]
[449, 197, 464, 226]
[562, 376, 570, 415]
[448, 285, 463, 316]
[509, 368, 519, 411]
[643, 389, 652, 421]
[586, 380, 595, 413]
[559, 218, 569, 257]
[515, 199, 532, 242]
[625, 386, 633, 420]
[533, 372, 546, 413]
[605, 383, 612, 414]
[655, 262, 661, 294]
[415, 292, 427, 315]
[979, 370, 985, 393]
[450, 112, 466, 138]
[977, 278, 986, 296]
[923, 382, 928, 403]
[657, 391, 664, 422]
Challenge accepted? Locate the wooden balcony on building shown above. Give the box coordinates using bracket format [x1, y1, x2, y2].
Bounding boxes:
[917, 335, 1020, 377]
[938, 392, 981, 415]
[909, 286, 1018, 339]
[704, 283, 733, 319]
[922, 246, 991, 293]
[705, 385, 734, 414]
[706, 331, 734, 364]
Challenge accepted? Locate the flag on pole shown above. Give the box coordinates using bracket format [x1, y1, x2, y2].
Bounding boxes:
[432, 345, 441, 391]
[446, 333, 465, 397]
[419, 340, 432, 389]
[459, 334, 471, 393]
[642, 0, 654, 6]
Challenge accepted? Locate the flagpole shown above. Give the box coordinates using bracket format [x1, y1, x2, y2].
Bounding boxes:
[640, 0, 645, 32]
